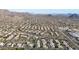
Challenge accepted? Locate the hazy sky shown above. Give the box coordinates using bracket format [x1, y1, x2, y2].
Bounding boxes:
[9, 9, 79, 14]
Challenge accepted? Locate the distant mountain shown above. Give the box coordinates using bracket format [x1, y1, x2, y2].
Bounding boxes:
[0, 9, 79, 22]
[68, 14, 79, 18]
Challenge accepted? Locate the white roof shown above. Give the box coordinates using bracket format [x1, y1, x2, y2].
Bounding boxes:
[58, 27, 69, 30]
[69, 32, 79, 37]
